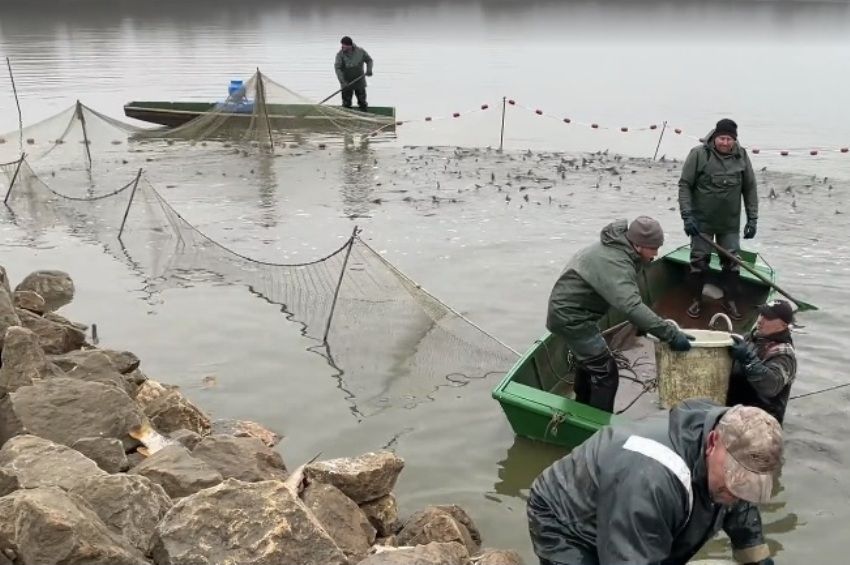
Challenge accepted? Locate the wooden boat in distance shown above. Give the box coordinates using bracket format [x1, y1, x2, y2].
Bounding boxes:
[491, 244, 777, 450]
[123, 101, 397, 130]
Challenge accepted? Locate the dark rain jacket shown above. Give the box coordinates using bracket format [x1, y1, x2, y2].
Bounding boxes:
[727, 328, 797, 425]
[528, 399, 770, 565]
[546, 220, 678, 343]
[678, 130, 758, 234]
[334, 46, 373, 86]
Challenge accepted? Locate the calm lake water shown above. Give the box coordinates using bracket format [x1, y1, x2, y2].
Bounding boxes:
[1, 1, 850, 562]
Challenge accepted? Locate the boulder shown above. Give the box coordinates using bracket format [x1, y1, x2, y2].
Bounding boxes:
[360, 494, 400, 537]
[0, 265, 11, 297]
[0, 435, 105, 491]
[302, 481, 376, 562]
[356, 541, 469, 565]
[306, 451, 404, 504]
[14, 270, 75, 312]
[0, 326, 64, 394]
[433, 505, 482, 548]
[473, 549, 525, 565]
[191, 434, 288, 482]
[0, 467, 20, 497]
[46, 349, 130, 392]
[0, 377, 145, 449]
[12, 290, 45, 314]
[50, 347, 140, 375]
[16, 308, 86, 355]
[152, 478, 348, 565]
[374, 535, 397, 547]
[211, 418, 282, 448]
[169, 429, 202, 451]
[129, 444, 222, 498]
[0, 487, 148, 565]
[43, 311, 87, 331]
[139, 385, 211, 437]
[133, 378, 170, 409]
[72, 437, 129, 473]
[70, 474, 172, 556]
[0, 285, 20, 351]
[396, 506, 480, 555]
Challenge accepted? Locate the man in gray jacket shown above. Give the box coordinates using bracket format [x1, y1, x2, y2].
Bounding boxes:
[527, 401, 781, 565]
[335, 36, 373, 112]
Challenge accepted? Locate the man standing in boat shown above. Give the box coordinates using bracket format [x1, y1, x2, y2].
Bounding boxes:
[547, 217, 693, 413]
[679, 118, 758, 321]
[727, 299, 798, 425]
[527, 401, 781, 565]
[335, 36, 373, 112]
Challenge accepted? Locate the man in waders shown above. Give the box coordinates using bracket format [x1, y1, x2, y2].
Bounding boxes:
[527, 401, 781, 565]
[546, 217, 693, 413]
[679, 118, 758, 321]
[727, 299, 798, 425]
[335, 36, 373, 112]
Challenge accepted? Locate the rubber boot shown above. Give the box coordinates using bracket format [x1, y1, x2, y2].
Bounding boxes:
[722, 270, 743, 320]
[686, 271, 706, 319]
[582, 353, 619, 413]
[573, 364, 591, 404]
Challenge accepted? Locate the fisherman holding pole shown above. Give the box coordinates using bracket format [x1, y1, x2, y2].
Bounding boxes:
[334, 36, 373, 112]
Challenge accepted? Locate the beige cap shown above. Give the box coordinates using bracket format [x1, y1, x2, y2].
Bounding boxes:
[626, 216, 664, 249]
[717, 405, 784, 504]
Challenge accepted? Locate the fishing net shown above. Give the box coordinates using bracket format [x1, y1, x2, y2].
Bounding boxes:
[2, 157, 518, 419]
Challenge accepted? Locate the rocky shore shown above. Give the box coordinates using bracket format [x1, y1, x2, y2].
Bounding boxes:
[0, 266, 523, 565]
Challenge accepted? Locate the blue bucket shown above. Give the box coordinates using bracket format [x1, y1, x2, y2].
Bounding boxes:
[228, 80, 244, 96]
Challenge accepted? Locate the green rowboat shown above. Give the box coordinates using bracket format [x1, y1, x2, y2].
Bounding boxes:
[491, 244, 777, 450]
[123, 101, 396, 129]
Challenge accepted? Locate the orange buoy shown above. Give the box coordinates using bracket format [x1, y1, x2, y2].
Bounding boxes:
[620, 127, 628, 132]
[752, 148, 761, 154]
[810, 150, 818, 156]
[591, 124, 599, 129]
[453, 112, 460, 118]
[535, 109, 543, 115]
[563, 118, 571, 124]
[481, 104, 489, 110]
[781, 150, 789, 156]
[508, 99, 516, 105]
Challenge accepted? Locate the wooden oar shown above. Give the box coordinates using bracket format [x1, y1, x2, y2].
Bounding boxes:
[696, 233, 818, 312]
[318, 73, 366, 105]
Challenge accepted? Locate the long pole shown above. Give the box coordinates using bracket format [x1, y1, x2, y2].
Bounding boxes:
[499, 96, 507, 152]
[118, 168, 143, 240]
[319, 74, 365, 106]
[6, 57, 23, 154]
[323, 226, 360, 343]
[256, 69, 274, 151]
[75, 100, 93, 169]
[3, 153, 25, 205]
[652, 120, 667, 161]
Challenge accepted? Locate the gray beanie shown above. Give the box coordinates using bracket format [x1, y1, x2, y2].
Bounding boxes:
[626, 216, 664, 248]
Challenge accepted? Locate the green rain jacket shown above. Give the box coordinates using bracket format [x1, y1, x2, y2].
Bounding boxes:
[334, 46, 373, 86]
[546, 220, 678, 343]
[678, 129, 758, 234]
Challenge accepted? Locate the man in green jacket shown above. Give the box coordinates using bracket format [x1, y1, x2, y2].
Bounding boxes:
[334, 36, 373, 112]
[546, 217, 693, 412]
[679, 118, 758, 320]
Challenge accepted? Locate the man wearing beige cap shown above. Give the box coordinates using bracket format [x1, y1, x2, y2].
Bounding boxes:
[547, 217, 693, 412]
[527, 400, 782, 565]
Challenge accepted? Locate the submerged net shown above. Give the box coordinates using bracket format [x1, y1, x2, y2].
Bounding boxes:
[2, 157, 518, 419]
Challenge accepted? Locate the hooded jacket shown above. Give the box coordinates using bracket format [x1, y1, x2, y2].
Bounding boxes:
[528, 399, 770, 565]
[546, 219, 677, 343]
[334, 45, 373, 86]
[678, 129, 758, 234]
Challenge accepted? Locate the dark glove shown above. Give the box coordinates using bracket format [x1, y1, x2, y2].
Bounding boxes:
[668, 331, 695, 352]
[729, 335, 756, 363]
[683, 216, 700, 237]
[744, 218, 757, 239]
[366, 70, 373, 77]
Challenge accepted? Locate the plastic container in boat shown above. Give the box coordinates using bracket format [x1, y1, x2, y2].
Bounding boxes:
[655, 317, 734, 408]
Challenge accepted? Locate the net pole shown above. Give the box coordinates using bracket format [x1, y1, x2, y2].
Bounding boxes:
[3, 153, 26, 206]
[75, 100, 93, 169]
[118, 168, 143, 240]
[322, 225, 360, 343]
[499, 96, 507, 152]
[256, 69, 274, 151]
[5, 57, 23, 154]
[653, 120, 667, 161]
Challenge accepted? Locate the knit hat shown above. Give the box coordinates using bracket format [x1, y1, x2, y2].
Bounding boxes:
[626, 216, 664, 248]
[717, 405, 783, 504]
[714, 118, 738, 140]
[340, 36, 353, 46]
[757, 299, 795, 325]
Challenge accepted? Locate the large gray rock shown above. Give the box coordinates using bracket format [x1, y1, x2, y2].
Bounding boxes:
[191, 434, 288, 482]
[14, 270, 75, 312]
[130, 444, 222, 498]
[0, 265, 11, 297]
[0, 487, 148, 565]
[50, 348, 140, 375]
[72, 437, 129, 473]
[396, 506, 480, 555]
[0, 467, 20, 497]
[47, 349, 132, 393]
[16, 308, 86, 354]
[211, 418, 282, 448]
[473, 549, 525, 565]
[0, 326, 64, 394]
[152, 478, 348, 565]
[0, 435, 106, 491]
[169, 429, 203, 450]
[306, 451, 405, 504]
[356, 541, 470, 565]
[302, 481, 376, 562]
[70, 474, 173, 556]
[0, 377, 145, 449]
[43, 311, 87, 332]
[135, 380, 210, 436]
[12, 290, 45, 315]
[360, 494, 400, 537]
[0, 284, 20, 351]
